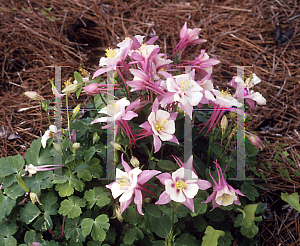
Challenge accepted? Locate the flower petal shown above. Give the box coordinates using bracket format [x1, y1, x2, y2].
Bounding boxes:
[156, 191, 172, 205]
[183, 183, 199, 199]
[182, 198, 194, 212]
[134, 189, 144, 215]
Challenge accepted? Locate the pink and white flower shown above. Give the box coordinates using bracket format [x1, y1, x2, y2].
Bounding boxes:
[25, 164, 64, 177]
[173, 22, 206, 59]
[41, 125, 57, 148]
[203, 160, 245, 210]
[106, 155, 160, 215]
[160, 71, 203, 118]
[92, 98, 139, 144]
[138, 99, 178, 153]
[156, 155, 211, 212]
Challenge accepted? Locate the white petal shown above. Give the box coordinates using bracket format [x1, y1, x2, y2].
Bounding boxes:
[119, 189, 134, 202]
[183, 183, 199, 198]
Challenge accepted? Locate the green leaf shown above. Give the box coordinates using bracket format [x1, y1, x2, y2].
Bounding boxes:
[84, 147, 96, 162]
[150, 214, 171, 239]
[201, 226, 225, 246]
[20, 202, 41, 224]
[24, 230, 42, 245]
[0, 193, 16, 222]
[145, 204, 162, 218]
[0, 155, 24, 177]
[55, 181, 74, 197]
[4, 182, 25, 199]
[74, 71, 83, 83]
[72, 120, 87, 138]
[84, 187, 111, 209]
[242, 204, 258, 228]
[64, 217, 85, 242]
[124, 227, 144, 245]
[0, 222, 17, 246]
[240, 222, 259, 238]
[81, 218, 94, 237]
[74, 164, 90, 173]
[190, 198, 207, 217]
[58, 196, 86, 218]
[174, 233, 198, 246]
[81, 215, 110, 242]
[209, 142, 221, 156]
[157, 160, 175, 170]
[193, 215, 207, 232]
[24, 171, 54, 194]
[122, 205, 141, 226]
[281, 192, 300, 212]
[25, 139, 41, 165]
[241, 182, 259, 201]
[218, 231, 233, 246]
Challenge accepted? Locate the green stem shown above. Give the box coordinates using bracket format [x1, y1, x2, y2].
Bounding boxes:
[99, 92, 107, 106]
[65, 94, 70, 136]
[89, 95, 97, 109]
[145, 212, 155, 240]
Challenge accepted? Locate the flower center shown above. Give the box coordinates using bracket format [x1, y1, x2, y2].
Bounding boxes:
[217, 193, 233, 205]
[180, 80, 194, 91]
[155, 118, 168, 131]
[117, 176, 130, 188]
[220, 89, 232, 99]
[175, 180, 188, 190]
[64, 78, 72, 88]
[105, 47, 117, 58]
[107, 102, 118, 115]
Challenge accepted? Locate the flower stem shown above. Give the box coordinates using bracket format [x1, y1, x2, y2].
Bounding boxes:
[65, 94, 70, 136]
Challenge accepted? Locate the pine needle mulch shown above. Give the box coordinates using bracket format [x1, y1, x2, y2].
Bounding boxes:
[0, 0, 299, 245]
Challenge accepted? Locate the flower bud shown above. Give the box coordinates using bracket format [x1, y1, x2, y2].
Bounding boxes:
[73, 142, 81, 150]
[130, 156, 140, 167]
[24, 91, 44, 100]
[83, 83, 100, 96]
[144, 197, 151, 203]
[220, 115, 228, 135]
[245, 131, 264, 150]
[62, 83, 78, 94]
[30, 192, 42, 205]
[72, 104, 81, 118]
[111, 204, 123, 222]
[111, 141, 123, 151]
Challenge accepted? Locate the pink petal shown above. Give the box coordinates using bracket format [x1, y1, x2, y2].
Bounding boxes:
[153, 134, 161, 153]
[93, 67, 114, 79]
[122, 111, 138, 120]
[121, 154, 131, 174]
[156, 173, 172, 185]
[195, 179, 212, 190]
[156, 191, 172, 205]
[120, 197, 133, 214]
[183, 156, 193, 170]
[138, 170, 161, 185]
[134, 189, 144, 215]
[182, 198, 194, 212]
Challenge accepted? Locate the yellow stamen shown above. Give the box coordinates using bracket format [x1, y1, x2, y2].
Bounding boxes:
[218, 194, 233, 205]
[139, 44, 147, 55]
[155, 118, 168, 131]
[180, 80, 194, 91]
[117, 176, 130, 188]
[79, 67, 89, 77]
[105, 47, 117, 58]
[220, 89, 232, 99]
[64, 78, 72, 88]
[125, 37, 131, 40]
[175, 180, 188, 190]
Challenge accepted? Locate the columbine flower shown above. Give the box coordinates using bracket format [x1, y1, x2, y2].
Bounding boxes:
[160, 70, 203, 118]
[203, 160, 245, 210]
[156, 155, 211, 212]
[173, 22, 206, 59]
[138, 98, 178, 153]
[91, 98, 138, 144]
[25, 164, 64, 177]
[82, 83, 118, 96]
[106, 155, 160, 215]
[41, 125, 57, 148]
[228, 74, 266, 110]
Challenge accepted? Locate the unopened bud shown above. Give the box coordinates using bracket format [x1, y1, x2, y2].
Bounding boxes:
[111, 204, 123, 222]
[24, 91, 44, 100]
[30, 192, 42, 205]
[73, 142, 81, 150]
[111, 142, 123, 151]
[220, 115, 228, 135]
[228, 111, 237, 119]
[246, 131, 264, 150]
[144, 197, 151, 203]
[130, 156, 140, 167]
[62, 83, 78, 94]
[72, 104, 81, 118]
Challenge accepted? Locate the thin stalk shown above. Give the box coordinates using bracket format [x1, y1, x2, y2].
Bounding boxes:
[99, 92, 107, 106]
[65, 94, 70, 136]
